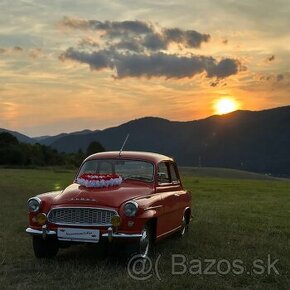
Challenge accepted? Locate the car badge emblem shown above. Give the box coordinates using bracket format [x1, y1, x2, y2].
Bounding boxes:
[70, 197, 96, 202]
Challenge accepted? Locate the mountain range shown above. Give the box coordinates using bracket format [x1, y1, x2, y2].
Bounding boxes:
[1, 106, 290, 175]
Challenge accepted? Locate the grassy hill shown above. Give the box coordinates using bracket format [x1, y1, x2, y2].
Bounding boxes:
[179, 167, 283, 180]
[0, 168, 289, 289]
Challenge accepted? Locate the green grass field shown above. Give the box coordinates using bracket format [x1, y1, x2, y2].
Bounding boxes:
[0, 168, 290, 290]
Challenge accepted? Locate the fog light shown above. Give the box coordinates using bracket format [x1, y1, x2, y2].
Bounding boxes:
[36, 213, 47, 225]
[111, 215, 121, 227]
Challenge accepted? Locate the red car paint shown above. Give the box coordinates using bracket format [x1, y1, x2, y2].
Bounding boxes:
[27, 151, 191, 245]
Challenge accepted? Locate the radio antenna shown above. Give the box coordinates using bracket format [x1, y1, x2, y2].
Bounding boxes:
[119, 134, 130, 157]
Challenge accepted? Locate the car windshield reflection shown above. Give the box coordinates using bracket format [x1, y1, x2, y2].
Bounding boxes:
[77, 159, 154, 182]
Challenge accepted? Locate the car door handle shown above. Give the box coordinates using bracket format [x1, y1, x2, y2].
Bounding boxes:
[174, 193, 181, 197]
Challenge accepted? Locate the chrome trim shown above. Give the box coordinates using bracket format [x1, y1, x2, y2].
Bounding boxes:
[47, 207, 118, 227]
[27, 197, 42, 212]
[26, 227, 56, 235]
[102, 232, 142, 238]
[26, 227, 142, 239]
[156, 225, 181, 238]
[144, 205, 163, 211]
[123, 201, 139, 217]
[57, 238, 99, 243]
[42, 224, 47, 239]
[107, 227, 113, 242]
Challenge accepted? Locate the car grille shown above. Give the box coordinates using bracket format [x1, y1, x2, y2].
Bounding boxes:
[48, 207, 117, 226]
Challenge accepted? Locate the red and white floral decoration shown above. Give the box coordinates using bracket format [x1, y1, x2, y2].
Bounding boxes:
[76, 173, 122, 188]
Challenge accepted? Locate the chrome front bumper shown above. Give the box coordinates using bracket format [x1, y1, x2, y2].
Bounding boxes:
[26, 227, 142, 239]
[102, 232, 142, 238]
[26, 227, 56, 235]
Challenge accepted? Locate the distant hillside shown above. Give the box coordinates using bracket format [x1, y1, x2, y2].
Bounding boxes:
[48, 106, 290, 175]
[0, 128, 35, 144]
[2, 106, 289, 175]
[35, 129, 97, 146]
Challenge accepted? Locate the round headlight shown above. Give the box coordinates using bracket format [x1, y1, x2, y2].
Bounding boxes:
[28, 197, 41, 212]
[124, 201, 138, 217]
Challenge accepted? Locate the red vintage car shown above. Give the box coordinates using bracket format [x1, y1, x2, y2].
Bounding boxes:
[26, 151, 192, 258]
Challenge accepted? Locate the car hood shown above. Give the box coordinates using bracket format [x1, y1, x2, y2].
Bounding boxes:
[51, 182, 154, 208]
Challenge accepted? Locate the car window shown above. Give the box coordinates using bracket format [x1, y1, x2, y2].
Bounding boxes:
[98, 161, 113, 174]
[169, 163, 179, 183]
[157, 162, 170, 184]
[77, 159, 154, 182]
[115, 160, 153, 181]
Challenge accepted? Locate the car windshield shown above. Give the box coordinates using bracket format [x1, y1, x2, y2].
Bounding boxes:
[77, 159, 154, 182]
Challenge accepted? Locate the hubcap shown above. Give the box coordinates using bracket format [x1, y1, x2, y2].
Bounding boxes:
[139, 227, 149, 258]
[181, 216, 186, 236]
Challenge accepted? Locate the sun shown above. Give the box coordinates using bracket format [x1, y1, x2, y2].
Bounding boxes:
[214, 98, 238, 115]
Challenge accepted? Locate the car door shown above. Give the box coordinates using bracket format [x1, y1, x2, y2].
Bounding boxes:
[155, 161, 182, 235]
[168, 162, 187, 224]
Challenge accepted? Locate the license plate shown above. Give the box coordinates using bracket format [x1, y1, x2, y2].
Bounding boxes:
[57, 228, 100, 243]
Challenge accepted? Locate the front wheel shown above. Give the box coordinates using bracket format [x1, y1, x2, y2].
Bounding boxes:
[32, 236, 59, 258]
[128, 224, 153, 258]
[139, 224, 153, 258]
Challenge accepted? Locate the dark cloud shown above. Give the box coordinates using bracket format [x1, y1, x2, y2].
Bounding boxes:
[257, 73, 286, 83]
[106, 20, 152, 34]
[60, 17, 210, 51]
[210, 81, 219, 87]
[59, 48, 112, 71]
[184, 30, 210, 48]
[59, 17, 243, 80]
[13, 46, 23, 52]
[276, 74, 284, 81]
[164, 28, 210, 48]
[79, 37, 99, 48]
[207, 58, 242, 78]
[0, 46, 44, 60]
[142, 33, 167, 51]
[61, 17, 153, 35]
[61, 48, 242, 79]
[263, 55, 275, 64]
[114, 53, 209, 79]
[114, 40, 141, 52]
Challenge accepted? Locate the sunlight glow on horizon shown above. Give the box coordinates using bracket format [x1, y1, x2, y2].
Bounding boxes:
[214, 98, 239, 115]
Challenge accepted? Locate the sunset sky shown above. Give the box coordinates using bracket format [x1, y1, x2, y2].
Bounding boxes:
[0, 0, 289, 136]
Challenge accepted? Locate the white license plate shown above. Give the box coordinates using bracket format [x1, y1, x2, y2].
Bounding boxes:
[57, 228, 100, 243]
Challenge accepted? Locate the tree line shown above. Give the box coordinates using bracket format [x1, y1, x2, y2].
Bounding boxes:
[0, 132, 105, 167]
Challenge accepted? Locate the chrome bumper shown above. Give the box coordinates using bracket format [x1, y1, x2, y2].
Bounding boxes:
[102, 233, 142, 238]
[26, 227, 142, 239]
[26, 227, 57, 235]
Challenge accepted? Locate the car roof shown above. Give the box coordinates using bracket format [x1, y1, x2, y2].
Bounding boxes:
[85, 151, 174, 164]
